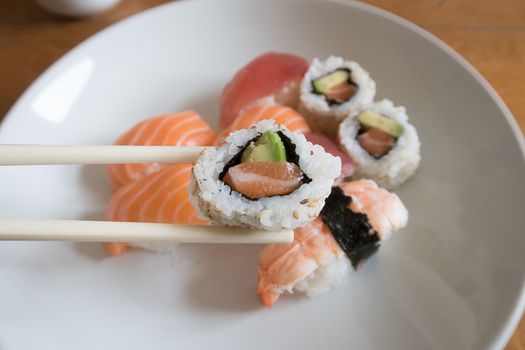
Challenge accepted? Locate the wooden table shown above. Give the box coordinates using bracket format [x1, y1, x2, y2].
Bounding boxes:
[0, 0, 524, 347]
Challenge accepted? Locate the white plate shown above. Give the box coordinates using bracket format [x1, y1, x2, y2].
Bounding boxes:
[1, 1, 525, 349]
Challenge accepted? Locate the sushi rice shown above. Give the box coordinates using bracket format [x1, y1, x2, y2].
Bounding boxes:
[294, 254, 351, 297]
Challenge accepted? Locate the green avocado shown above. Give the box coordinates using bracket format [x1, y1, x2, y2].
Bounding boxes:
[312, 69, 350, 94]
[241, 130, 287, 163]
[357, 111, 404, 138]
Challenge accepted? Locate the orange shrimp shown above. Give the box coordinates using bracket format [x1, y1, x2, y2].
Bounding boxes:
[107, 111, 216, 190]
[340, 180, 408, 240]
[257, 218, 345, 307]
[105, 163, 206, 256]
[215, 105, 310, 145]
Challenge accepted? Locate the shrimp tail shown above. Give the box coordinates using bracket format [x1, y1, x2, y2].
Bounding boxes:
[257, 271, 280, 307]
[104, 242, 128, 256]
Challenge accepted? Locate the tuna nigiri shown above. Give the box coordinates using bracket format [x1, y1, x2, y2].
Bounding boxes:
[257, 179, 408, 307]
[107, 111, 217, 190]
[105, 163, 206, 256]
[215, 105, 311, 145]
[220, 52, 310, 128]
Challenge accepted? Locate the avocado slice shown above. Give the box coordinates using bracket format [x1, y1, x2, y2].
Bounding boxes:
[357, 111, 404, 138]
[241, 130, 287, 163]
[312, 69, 350, 94]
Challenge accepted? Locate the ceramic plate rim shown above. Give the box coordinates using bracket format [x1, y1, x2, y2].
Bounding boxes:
[1, 0, 525, 348]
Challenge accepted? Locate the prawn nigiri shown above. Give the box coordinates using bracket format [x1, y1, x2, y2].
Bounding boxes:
[220, 52, 309, 128]
[107, 111, 217, 190]
[105, 163, 206, 256]
[215, 105, 311, 145]
[257, 179, 408, 307]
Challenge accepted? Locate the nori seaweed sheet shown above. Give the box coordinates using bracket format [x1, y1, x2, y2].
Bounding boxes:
[218, 134, 258, 181]
[320, 187, 380, 269]
[311, 68, 358, 106]
[277, 131, 311, 184]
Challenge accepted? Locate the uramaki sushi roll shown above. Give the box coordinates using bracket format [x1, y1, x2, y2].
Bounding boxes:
[298, 56, 376, 138]
[338, 99, 421, 190]
[190, 120, 341, 231]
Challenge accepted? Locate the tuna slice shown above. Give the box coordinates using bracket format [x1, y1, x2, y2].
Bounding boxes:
[220, 52, 310, 128]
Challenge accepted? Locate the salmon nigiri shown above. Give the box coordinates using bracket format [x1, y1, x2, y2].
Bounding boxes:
[105, 163, 206, 256]
[220, 52, 309, 128]
[107, 111, 217, 190]
[215, 105, 311, 145]
[257, 180, 408, 307]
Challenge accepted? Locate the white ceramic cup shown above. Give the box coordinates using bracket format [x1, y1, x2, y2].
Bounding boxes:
[34, 0, 121, 17]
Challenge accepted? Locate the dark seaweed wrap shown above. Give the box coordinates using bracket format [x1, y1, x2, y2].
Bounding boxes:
[320, 186, 380, 268]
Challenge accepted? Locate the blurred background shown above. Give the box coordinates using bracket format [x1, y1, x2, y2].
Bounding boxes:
[0, 0, 523, 348]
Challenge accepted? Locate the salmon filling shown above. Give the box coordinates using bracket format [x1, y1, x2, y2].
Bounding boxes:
[223, 162, 302, 199]
[323, 81, 357, 104]
[357, 127, 396, 158]
[312, 68, 358, 105]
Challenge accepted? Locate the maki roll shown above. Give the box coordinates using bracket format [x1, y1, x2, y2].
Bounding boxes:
[339, 99, 421, 189]
[298, 56, 376, 138]
[257, 180, 408, 307]
[190, 120, 341, 231]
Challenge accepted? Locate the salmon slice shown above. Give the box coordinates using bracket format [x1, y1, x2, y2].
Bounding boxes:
[215, 105, 310, 145]
[357, 127, 396, 158]
[223, 162, 302, 199]
[220, 52, 309, 128]
[107, 111, 217, 190]
[323, 81, 357, 103]
[105, 163, 206, 256]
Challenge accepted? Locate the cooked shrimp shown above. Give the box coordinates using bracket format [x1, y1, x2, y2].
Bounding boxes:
[340, 180, 408, 240]
[257, 218, 346, 307]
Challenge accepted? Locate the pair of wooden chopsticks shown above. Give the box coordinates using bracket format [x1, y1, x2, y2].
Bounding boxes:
[0, 145, 294, 244]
